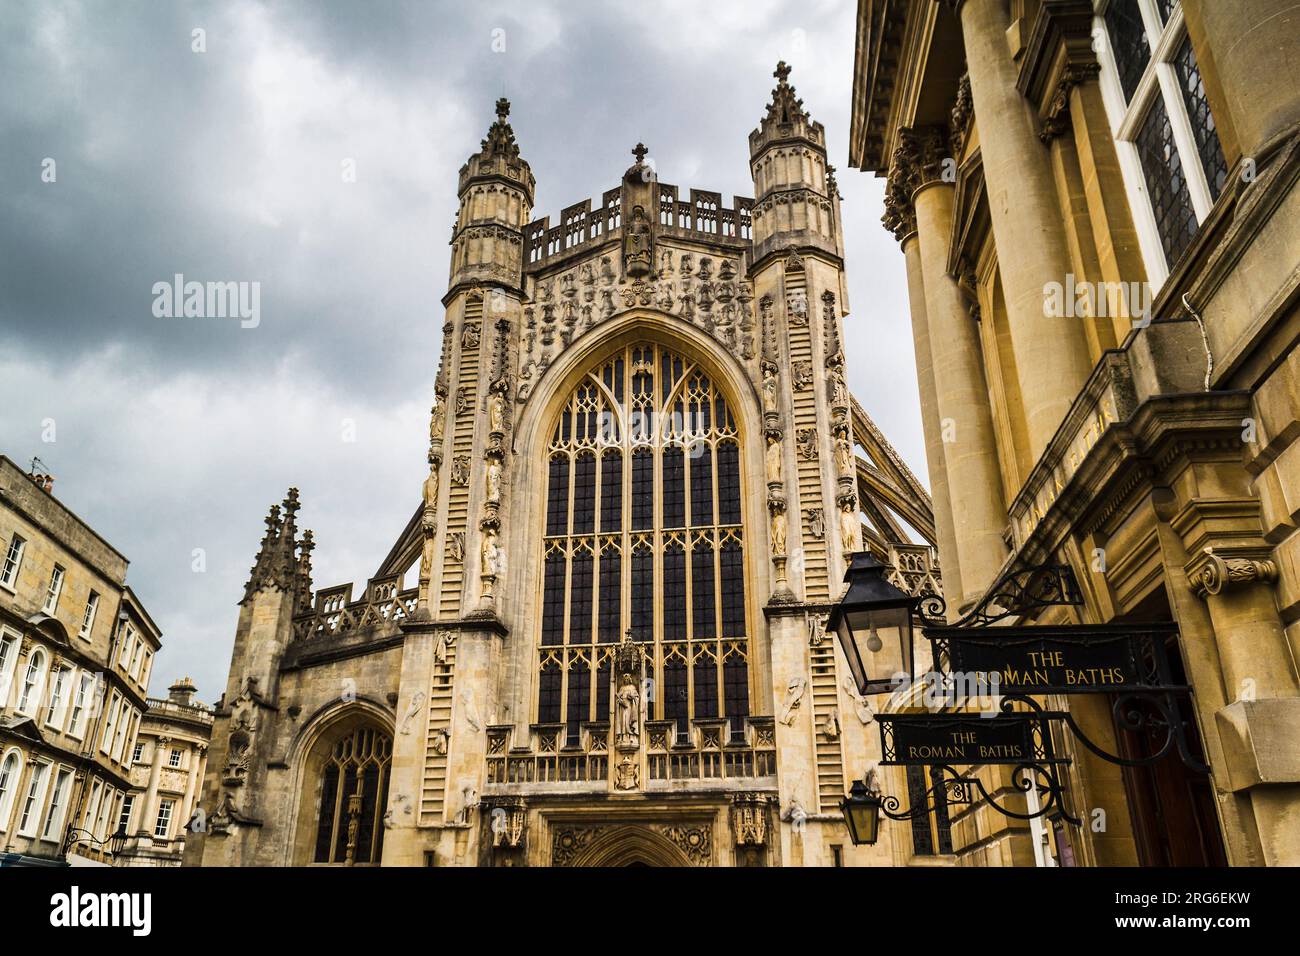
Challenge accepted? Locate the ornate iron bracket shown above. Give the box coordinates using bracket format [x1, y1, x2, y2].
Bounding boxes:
[953, 562, 1083, 627]
[879, 763, 1081, 828]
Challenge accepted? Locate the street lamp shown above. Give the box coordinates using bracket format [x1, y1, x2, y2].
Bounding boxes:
[62, 824, 130, 859]
[840, 778, 883, 846]
[827, 551, 918, 696]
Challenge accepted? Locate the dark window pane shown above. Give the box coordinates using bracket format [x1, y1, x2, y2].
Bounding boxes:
[724, 655, 749, 735]
[690, 446, 713, 526]
[355, 764, 380, 863]
[692, 543, 716, 639]
[546, 456, 569, 536]
[569, 550, 593, 644]
[596, 658, 612, 723]
[694, 656, 718, 719]
[664, 657, 688, 739]
[907, 766, 936, 855]
[599, 451, 622, 532]
[717, 442, 741, 524]
[1105, 0, 1150, 103]
[1153, 0, 1175, 24]
[1174, 36, 1228, 200]
[572, 453, 596, 534]
[930, 766, 954, 854]
[663, 545, 687, 640]
[662, 447, 685, 528]
[598, 548, 621, 642]
[314, 764, 339, 863]
[538, 662, 562, 723]
[720, 543, 746, 637]
[1135, 94, 1199, 267]
[542, 552, 566, 645]
[631, 549, 654, 642]
[565, 658, 590, 745]
[632, 449, 654, 530]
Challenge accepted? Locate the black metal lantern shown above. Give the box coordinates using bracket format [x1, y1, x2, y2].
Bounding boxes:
[827, 551, 917, 696]
[840, 778, 883, 846]
[108, 826, 129, 856]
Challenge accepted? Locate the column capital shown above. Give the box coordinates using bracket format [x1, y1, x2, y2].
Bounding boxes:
[1187, 548, 1279, 600]
[894, 125, 952, 198]
[950, 73, 974, 158]
[1038, 62, 1102, 144]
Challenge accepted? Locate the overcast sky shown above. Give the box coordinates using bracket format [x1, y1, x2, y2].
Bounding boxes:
[0, 0, 918, 703]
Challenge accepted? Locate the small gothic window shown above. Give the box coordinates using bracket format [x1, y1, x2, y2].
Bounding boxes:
[312, 725, 392, 865]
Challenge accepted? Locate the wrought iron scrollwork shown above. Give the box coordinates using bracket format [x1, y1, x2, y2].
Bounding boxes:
[878, 762, 1079, 827]
[954, 563, 1083, 627]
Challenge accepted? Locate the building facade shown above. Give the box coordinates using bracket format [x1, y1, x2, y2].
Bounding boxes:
[115, 677, 212, 867]
[849, 0, 1300, 865]
[0, 455, 161, 866]
[185, 66, 942, 867]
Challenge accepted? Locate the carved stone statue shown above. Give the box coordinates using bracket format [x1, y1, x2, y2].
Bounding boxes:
[835, 431, 854, 475]
[807, 507, 825, 539]
[400, 692, 425, 735]
[829, 365, 849, 409]
[624, 204, 653, 278]
[448, 531, 466, 563]
[485, 459, 502, 503]
[488, 389, 506, 434]
[462, 323, 480, 349]
[481, 528, 500, 576]
[842, 676, 875, 726]
[839, 498, 858, 552]
[762, 367, 779, 414]
[423, 460, 439, 508]
[429, 399, 445, 444]
[822, 706, 841, 740]
[769, 503, 788, 555]
[430, 727, 449, 755]
[616, 676, 640, 748]
[779, 676, 807, 726]
[765, 431, 783, 485]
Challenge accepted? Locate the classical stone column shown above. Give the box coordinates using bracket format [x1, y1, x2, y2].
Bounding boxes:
[1183, 0, 1300, 162]
[141, 735, 170, 837]
[902, 127, 1009, 607]
[885, 169, 965, 609]
[950, 0, 1094, 460]
[180, 743, 205, 828]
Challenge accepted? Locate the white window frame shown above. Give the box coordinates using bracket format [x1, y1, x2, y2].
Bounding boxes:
[40, 766, 73, 842]
[68, 670, 93, 740]
[118, 793, 135, 833]
[127, 637, 142, 679]
[154, 798, 175, 839]
[1094, 0, 1219, 288]
[138, 649, 153, 689]
[79, 591, 99, 640]
[132, 741, 144, 765]
[168, 747, 182, 768]
[16, 647, 47, 715]
[0, 630, 20, 709]
[17, 761, 50, 837]
[0, 748, 23, 833]
[113, 706, 136, 763]
[42, 565, 65, 615]
[100, 691, 121, 755]
[95, 786, 117, 842]
[0, 535, 25, 591]
[44, 664, 69, 730]
[117, 624, 135, 665]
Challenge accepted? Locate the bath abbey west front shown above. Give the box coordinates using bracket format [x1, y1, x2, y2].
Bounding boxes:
[185, 65, 939, 868]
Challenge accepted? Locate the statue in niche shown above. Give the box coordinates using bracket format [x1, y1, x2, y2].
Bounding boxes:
[829, 365, 850, 409]
[456, 387, 471, 418]
[779, 676, 807, 726]
[761, 365, 779, 414]
[481, 528, 500, 576]
[613, 633, 642, 750]
[765, 431, 783, 484]
[624, 204, 653, 278]
[429, 399, 445, 445]
[423, 459, 440, 508]
[488, 389, 507, 435]
[462, 323, 480, 349]
[835, 431, 854, 475]
[485, 459, 502, 503]
[839, 498, 859, 552]
[769, 503, 788, 555]
[434, 630, 452, 663]
[797, 428, 818, 461]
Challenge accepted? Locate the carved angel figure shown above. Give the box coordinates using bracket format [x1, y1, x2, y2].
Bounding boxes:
[779, 676, 807, 726]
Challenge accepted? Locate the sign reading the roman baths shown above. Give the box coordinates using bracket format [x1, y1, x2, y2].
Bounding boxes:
[877, 714, 1043, 766]
[924, 624, 1178, 695]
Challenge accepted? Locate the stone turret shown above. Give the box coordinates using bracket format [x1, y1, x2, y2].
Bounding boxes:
[449, 98, 535, 297]
[748, 62, 841, 265]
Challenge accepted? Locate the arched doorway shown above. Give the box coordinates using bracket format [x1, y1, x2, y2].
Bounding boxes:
[564, 825, 696, 867]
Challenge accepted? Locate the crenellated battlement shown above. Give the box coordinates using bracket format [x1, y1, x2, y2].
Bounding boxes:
[523, 181, 753, 271]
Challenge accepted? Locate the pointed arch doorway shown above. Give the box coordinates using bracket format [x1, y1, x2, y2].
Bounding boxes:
[561, 825, 696, 867]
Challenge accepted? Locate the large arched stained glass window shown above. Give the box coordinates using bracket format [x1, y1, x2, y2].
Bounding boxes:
[538, 343, 750, 744]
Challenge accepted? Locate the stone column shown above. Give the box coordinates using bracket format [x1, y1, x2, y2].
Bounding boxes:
[951, 0, 1094, 460]
[1183, 0, 1300, 162]
[899, 209, 961, 608]
[141, 735, 170, 837]
[902, 127, 1009, 607]
[180, 743, 205, 828]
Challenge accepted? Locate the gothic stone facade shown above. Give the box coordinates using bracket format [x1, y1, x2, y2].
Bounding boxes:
[850, 0, 1300, 866]
[185, 66, 940, 867]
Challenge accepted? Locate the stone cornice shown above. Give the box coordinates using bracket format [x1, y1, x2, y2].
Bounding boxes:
[1187, 548, 1279, 600]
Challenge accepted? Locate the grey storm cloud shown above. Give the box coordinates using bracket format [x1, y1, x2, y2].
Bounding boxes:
[0, 0, 920, 702]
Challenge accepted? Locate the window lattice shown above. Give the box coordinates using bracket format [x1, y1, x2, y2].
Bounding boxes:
[1134, 94, 1199, 268]
[538, 343, 750, 737]
[1173, 35, 1228, 201]
[1104, 0, 1151, 104]
[312, 725, 391, 865]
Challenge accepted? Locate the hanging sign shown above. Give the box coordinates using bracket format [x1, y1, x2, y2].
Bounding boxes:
[924, 623, 1180, 695]
[877, 713, 1052, 766]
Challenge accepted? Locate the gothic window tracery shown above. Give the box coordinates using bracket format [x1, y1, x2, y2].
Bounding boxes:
[312, 724, 392, 865]
[537, 343, 751, 740]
